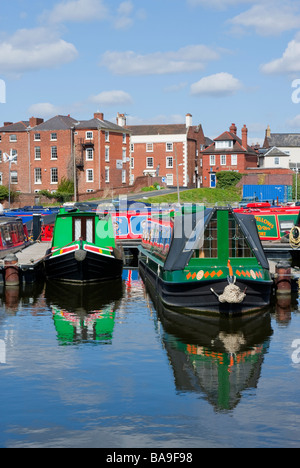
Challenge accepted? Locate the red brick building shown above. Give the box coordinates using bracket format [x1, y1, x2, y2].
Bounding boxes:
[200, 123, 258, 188]
[125, 114, 211, 188]
[0, 113, 131, 198]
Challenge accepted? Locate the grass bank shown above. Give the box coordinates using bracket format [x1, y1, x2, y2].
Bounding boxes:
[137, 187, 242, 206]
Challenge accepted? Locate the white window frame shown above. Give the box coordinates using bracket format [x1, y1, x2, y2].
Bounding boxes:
[34, 168, 42, 184]
[166, 156, 173, 168]
[122, 169, 126, 184]
[11, 171, 18, 184]
[131, 157, 134, 169]
[146, 143, 153, 152]
[210, 155, 216, 166]
[166, 174, 174, 186]
[105, 131, 109, 142]
[34, 133, 41, 141]
[221, 154, 226, 166]
[9, 134, 17, 142]
[50, 133, 57, 141]
[130, 143, 134, 153]
[105, 146, 110, 162]
[147, 157, 154, 168]
[274, 157, 280, 165]
[86, 131, 93, 140]
[166, 142, 173, 152]
[86, 148, 94, 161]
[51, 168, 58, 184]
[231, 154, 237, 166]
[123, 133, 126, 144]
[122, 148, 127, 163]
[215, 140, 233, 150]
[86, 169, 94, 182]
[105, 167, 110, 183]
[51, 146, 58, 160]
[0, 172, 3, 185]
[35, 147, 41, 160]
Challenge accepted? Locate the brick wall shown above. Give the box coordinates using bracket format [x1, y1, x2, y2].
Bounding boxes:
[31, 129, 73, 192]
[237, 168, 293, 187]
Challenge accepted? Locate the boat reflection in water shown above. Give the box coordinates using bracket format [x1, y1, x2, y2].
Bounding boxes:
[45, 280, 124, 345]
[145, 285, 273, 412]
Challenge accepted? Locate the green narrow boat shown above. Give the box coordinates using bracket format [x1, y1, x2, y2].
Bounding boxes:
[139, 206, 273, 316]
[44, 208, 123, 283]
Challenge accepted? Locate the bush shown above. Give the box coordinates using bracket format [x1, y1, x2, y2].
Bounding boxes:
[39, 178, 74, 203]
[216, 171, 243, 189]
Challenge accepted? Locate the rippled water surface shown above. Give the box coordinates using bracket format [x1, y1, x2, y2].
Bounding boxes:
[0, 269, 300, 448]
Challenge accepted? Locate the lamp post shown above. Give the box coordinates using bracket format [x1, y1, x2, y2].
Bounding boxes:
[3, 150, 17, 209]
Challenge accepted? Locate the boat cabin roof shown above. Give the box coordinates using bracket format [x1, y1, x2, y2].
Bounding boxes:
[163, 207, 269, 271]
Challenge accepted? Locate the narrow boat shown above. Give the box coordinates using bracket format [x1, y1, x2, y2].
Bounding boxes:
[44, 208, 123, 283]
[289, 211, 300, 254]
[0, 217, 30, 259]
[235, 203, 300, 242]
[139, 206, 273, 316]
[2, 206, 60, 224]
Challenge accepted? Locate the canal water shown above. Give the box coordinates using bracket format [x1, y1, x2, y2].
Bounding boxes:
[0, 268, 300, 448]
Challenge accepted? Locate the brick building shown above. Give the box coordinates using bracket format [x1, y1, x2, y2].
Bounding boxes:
[200, 123, 258, 188]
[0, 113, 130, 197]
[124, 114, 211, 188]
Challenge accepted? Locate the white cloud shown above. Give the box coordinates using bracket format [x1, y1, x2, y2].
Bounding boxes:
[261, 36, 300, 74]
[190, 72, 242, 97]
[287, 115, 300, 128]
[45, 0, 108, 24]
[100, 45, 220, 76]
[0, 27, 78, 75]
[187, 0, 257, 9]
[28, 103, 62, 118]
[230, 3, 300, 36]
[90, 90, 133, 106]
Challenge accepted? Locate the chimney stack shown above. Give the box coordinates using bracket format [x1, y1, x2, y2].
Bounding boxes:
[117, 112, 126, 127]
[29, 117, 44, 128]
[230, 123, 237, 135]
[242, 124, 248, 149]
[3, 122, 13, 127]
[94, 112, 104, 121]
[186, 113, 192, 128]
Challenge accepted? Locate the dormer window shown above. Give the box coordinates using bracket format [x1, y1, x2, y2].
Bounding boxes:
[215, 140, 233, 149]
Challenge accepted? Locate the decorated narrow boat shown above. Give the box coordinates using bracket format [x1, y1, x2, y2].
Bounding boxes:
[235, 203, 300, 242]
[44, 208, 123, 283]
[139, 206, 273, 316]
[0, 217, 30, 259]
[289, 211, 300, 253]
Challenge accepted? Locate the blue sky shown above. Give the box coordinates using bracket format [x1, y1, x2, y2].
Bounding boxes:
[1, 0, 300, 144]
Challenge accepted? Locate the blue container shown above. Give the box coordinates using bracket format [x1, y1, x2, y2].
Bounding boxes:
[242, 185, 292, 203]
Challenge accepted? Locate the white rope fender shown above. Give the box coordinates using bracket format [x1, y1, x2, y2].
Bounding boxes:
[289, 226, 300, 250]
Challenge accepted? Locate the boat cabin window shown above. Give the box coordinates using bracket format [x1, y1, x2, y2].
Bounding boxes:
[228, 214, 254, 258]
[73, 217, 95, 243]
[192, 214, 218, 258]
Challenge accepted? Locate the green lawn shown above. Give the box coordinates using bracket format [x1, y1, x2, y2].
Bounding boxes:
[137, 187, 242, 205]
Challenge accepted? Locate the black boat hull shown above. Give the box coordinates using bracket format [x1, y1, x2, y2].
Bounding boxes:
[45, 249, 123, 283]
[139, 259, 273, 317]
